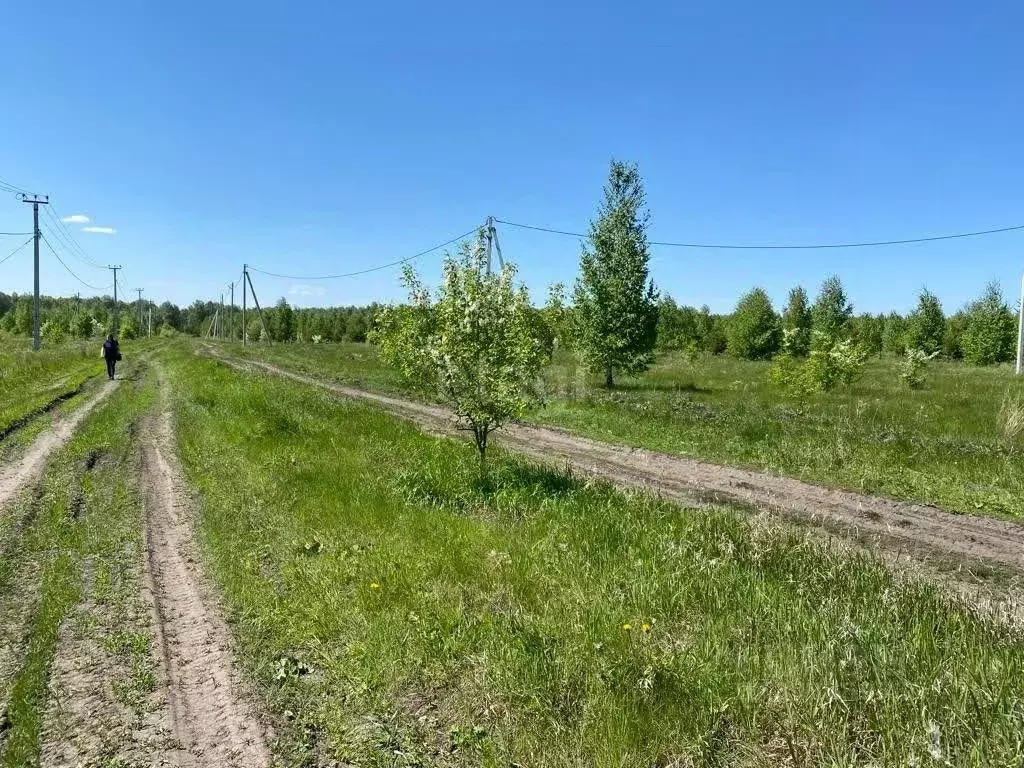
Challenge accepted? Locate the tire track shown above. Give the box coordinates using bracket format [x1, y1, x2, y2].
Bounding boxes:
[0, 380, 118, 512]
[140, 375, 270, 767]
[218, 353, 1024, 573]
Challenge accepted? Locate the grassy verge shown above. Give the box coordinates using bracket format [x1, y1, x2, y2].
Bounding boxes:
[0, 339, 106, 438]
[230, 341, 1024, 519]
[0, 363, 156, 766]
[169, 344, 1024, 766]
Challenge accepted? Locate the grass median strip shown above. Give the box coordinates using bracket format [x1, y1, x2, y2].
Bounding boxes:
[170, 346, 1024, 766]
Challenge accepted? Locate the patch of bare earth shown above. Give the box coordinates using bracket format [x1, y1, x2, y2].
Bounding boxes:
[39, 564, 181, 767]
[140, 382, 271, 767]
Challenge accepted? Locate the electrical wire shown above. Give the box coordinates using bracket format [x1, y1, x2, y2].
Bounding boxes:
[40, 233, 108, 291]
[0, 232, 32, 236]
[0, 237, 33, 267]
[43, 205, 105, 269]
[495, 218, 1024, 250]
[248, 225, 483, 280]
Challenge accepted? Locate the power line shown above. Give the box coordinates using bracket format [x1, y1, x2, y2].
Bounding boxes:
[248, 225, 482, 280]
[0, 237, 33, 267]
[495, 218, 1024, 250]
[40, 233, 108, 291]
[42, 205, 105, 269]
[0, 232, 33, 236]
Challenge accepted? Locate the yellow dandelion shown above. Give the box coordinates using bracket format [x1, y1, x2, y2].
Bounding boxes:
[641, 623, 651, 633]
[370, 583, 380, 589]
[622, 622, 632, 631]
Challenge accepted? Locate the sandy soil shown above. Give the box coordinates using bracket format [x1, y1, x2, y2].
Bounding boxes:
[139, 384, 270, 767]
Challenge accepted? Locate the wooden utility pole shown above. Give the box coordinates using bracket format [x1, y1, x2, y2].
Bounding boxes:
[19, 193, 49, 351]
[483, 216, 504, 275]
[148, 306, 152, 338]
[245, 269, 272, 344]
[108, 266, 122, 335]
[229, 281, 235, 341]
[1016, 272, 1023, 376]
[136, 288, 144, 335]
[242, 264, 248, 346]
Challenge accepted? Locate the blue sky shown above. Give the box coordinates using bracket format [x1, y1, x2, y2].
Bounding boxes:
[1, 0, 1023, 315]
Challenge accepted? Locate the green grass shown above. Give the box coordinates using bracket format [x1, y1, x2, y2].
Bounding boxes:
[0, 362, 156, 766]
[0, 338, 104, 437]
[233, 341, 1024, 519]
[168, 344, 1024, 766]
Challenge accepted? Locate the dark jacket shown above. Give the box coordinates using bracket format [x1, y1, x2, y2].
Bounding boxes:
[102, 339, 120, 360]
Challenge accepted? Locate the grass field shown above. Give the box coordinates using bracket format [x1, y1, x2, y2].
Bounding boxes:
[167, 345, 1024, 766]
[233, 341, 1024, 520]
[0, 338, 105, 437]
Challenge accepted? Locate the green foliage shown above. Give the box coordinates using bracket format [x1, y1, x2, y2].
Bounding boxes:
[850, 313, 885, 357]
[40, 318, 67, 344]
[900, 348, 938, 390]
[811, 275, 853, 344]
[376, 240, 546, 464]
[770, 332, 868, 394]
[882, 312, 909, 355]
[726, 287, 780, 360]
[942, 312, 967, 360]
[962, 282, 1016, 366]
[780, 285, 812, 356]
[71, 312, 97, 339]
[573, 160, 659, 388]
[906, 289, 945, 356]
[540, 282, 572, 353]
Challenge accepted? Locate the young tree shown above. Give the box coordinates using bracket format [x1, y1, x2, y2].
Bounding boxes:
[573, 160, 659, 388]
[906, 288, 945, 356]
[375, 239, 546, 469]
[780, 285, 812, 356]
[942, 311, 968, 360]
[541, 282, 572, 353]
[811, 276, 853, 345]
[727, 287, 781, 360]
[882, 312, 908, 355]
[962, 281, 1016, 366]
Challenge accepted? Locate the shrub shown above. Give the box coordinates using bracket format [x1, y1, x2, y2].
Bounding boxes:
[811, 276, 853, 342]
[899, 348, 937, 390]
[962, 282, 1016, 366]
[906, 289, 945, 356]
[726, 288, 780, 360]
[780, 286, 812, 356]
[769, 332, 867, 395]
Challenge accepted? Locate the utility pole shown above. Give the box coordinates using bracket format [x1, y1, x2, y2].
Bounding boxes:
[148, 306, 152, 338]
[229, 281, 235, 341]
[483, 216, 504, 275]
[19, 193, 49, 351]
[108, 266, 122, 335]
[242, 264, 248, 346]
[220, 292, 225, 339]
[136, 288, 144, 336]
[1016, 271, 1023, 376]
[245, 268, 272, 344]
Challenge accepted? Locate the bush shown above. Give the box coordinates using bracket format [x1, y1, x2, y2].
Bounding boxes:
[727, 288, 780, 360]
[811, 276, 853, 342]
[962, 282, 1016, 366]
[769, 332, 867, 395]
[780, 286, 812, 356]
[906, 289, 945, 356]
[899, 348, 937, 390]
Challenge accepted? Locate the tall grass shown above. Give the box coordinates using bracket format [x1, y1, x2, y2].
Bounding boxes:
[169, 346, 1024, 766]
[0, 338, 103, 435]
[233, 342, 1024, 519]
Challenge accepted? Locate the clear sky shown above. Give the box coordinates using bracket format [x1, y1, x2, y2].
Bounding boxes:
[1, 0, 1023, 315]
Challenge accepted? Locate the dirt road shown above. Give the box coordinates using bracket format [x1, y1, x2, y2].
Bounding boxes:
[221, 354, 1024, 574]
[140, 380, 270, 767]
[0, 380, 117, 511]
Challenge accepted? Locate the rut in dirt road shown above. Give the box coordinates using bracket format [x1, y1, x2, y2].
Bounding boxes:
[221, 354, 1024, 573]
[141, 395, 270, 767]
[0, 380, 117, 511]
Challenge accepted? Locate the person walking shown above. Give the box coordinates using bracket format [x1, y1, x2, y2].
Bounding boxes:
[102, 334, 121, 380]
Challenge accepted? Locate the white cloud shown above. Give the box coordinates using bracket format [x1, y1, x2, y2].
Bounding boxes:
[289, 284, 327, 298]
[82, 226, 116, 234]
[62, 214, 90, 224]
